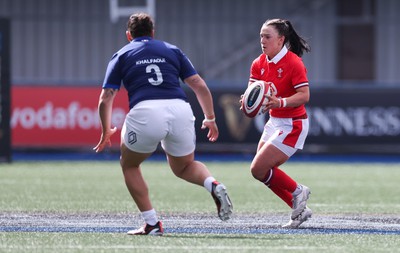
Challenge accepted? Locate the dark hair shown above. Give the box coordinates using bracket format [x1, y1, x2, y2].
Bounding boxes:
[264, 19, 310, 57]
[127, 13, 154, 38]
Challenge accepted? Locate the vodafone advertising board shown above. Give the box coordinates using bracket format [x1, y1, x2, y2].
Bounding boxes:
[11, 86, 129, 148]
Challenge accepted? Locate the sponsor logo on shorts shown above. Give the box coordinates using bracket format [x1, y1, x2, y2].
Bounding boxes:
[128, 131, 137, 145]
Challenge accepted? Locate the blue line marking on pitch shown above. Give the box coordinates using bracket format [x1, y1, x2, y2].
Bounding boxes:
[2, 226, 400, 235]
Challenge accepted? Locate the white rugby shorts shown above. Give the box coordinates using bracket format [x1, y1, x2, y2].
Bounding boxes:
[260, 116, 309, 157]
[121, 99, 196, 157]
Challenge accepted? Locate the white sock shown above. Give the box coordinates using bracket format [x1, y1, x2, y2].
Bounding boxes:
[203, 176, 216, 193]
[141, 209, 158, 226]
[292, 184, 303, 196]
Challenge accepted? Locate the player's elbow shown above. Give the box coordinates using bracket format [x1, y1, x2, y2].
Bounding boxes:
[302, 94, 310, 104]
[185, 74, 208, 93]
[297, 88, 310, 105]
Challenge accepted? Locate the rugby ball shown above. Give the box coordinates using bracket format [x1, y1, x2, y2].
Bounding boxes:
[241, 81, 271, 118]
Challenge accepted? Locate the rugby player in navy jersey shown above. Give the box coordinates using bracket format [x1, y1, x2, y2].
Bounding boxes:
[93, 13, 232, 235]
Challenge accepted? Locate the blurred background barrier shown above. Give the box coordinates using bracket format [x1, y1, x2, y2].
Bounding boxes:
[0, 0, 399, 86]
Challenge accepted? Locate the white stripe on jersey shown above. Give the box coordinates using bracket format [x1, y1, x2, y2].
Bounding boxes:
[294, 82, 309, 89]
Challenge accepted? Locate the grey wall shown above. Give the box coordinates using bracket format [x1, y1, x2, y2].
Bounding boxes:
[0, 0, 399, 87]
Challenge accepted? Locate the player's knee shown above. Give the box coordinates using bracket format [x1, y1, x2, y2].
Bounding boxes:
[250, 165, 263, 181]
[250, 165, 272, 183]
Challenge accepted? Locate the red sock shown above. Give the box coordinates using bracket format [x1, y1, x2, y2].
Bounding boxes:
[268, 186, 293, 207]
[265, 167, 297, 208]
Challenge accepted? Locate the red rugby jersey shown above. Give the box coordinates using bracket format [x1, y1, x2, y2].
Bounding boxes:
[249, 46, 309, 118]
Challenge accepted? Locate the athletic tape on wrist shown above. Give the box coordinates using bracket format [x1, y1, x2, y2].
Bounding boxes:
[279, 98, 287, 108]
[203, 114, 215, 123]
[203, 117, 216, 123]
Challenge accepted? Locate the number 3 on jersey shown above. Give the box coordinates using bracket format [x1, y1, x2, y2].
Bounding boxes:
[146, 64, 163, 85]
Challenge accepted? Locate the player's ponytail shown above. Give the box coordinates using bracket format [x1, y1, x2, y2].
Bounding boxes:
[264, 19, 311, 57]
[285, 20, 310, 57]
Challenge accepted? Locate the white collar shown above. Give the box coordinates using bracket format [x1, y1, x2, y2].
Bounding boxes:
[268, 45, 288, 64]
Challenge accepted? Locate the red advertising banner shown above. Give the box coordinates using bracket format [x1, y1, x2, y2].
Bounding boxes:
[11, 86, 129, 148]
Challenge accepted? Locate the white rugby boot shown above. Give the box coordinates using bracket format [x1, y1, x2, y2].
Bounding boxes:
[282, 206, 313, 229]
[211, 181, 233, 221]
[291, 184, 311, 220]
[127, 221, 163, 236]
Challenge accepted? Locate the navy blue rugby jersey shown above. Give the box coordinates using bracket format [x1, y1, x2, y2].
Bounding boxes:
[102, 36, 197, 109]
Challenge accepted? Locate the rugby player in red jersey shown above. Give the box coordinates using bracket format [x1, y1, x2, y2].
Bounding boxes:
[247, 19, 312, 228]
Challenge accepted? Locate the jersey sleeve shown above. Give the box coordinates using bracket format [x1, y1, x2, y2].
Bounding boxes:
[291, 58, 309, 89]
[249, 57, 261, 81]
[177, 49, 197, 80]
[249, 54, 268, 82]
[102, 53, 123, 90]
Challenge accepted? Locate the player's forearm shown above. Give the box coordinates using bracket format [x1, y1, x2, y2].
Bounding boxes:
[284, 87, 309, 107]
[185, 74, 215, 119]
[98, 88, 117, 132]
[197, 91, 215, 119]
[98, 102, 113, 132]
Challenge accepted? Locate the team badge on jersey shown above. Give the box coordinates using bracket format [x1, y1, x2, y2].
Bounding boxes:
[261, 68, 265, 76]
[277, 68, 283, 78]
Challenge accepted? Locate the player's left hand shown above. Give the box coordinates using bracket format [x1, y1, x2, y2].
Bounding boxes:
[239, 94, 244, 111]
[93, 127, 117, 152]
[201, 119, 219, 142]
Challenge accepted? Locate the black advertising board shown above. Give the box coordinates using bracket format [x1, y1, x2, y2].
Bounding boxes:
[0, 18, 11, 162]
[187, 87, 400, 154]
